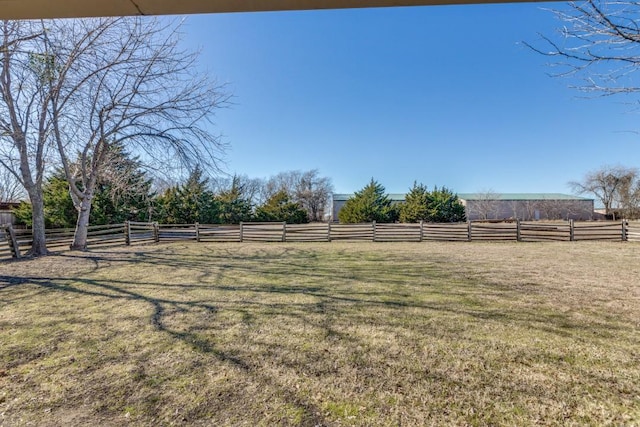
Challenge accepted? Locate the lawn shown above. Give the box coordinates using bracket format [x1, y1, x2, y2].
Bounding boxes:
[1, 241, 639, 426]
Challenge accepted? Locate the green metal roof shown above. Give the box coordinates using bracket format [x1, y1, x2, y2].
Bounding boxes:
[332, 193, 406, 201]
[457, 193, 593, 201]
[333, 193, 593, 202]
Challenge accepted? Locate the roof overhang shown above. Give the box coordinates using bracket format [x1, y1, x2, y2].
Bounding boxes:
[0, 0, 549, 20]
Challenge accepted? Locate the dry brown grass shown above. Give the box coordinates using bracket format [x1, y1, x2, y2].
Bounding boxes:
[1, 241, 639, 426]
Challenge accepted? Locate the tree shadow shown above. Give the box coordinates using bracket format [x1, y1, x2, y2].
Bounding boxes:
[1, 244, 633, 425]
[0, 271, 331, 425]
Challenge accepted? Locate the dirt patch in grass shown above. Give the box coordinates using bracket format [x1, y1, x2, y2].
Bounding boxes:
[1, 241, 639, 426]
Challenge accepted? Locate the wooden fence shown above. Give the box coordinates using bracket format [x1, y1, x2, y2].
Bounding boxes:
[628, 220, 640, 242]
[1, 219, 638, 260]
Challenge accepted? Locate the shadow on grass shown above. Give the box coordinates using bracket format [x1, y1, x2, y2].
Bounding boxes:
[0, 244, 632, 424]
[0, 271, 330, 425]
[1, 243, 626, 339]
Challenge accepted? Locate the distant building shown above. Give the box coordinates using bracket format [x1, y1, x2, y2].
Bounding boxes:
[331, 193, 595, 222]
[0, 201, 20, 225]
[458, 193, 594, 221]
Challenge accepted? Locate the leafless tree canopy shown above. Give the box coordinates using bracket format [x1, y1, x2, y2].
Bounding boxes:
[262, 170, 333, 221]
[50, 18, 228, 177]
[211, 170, 333, 221]
[570, 164, 639, 218]
[1, 17, 229, 252]
[467, 189, 500, 220]
[0, 167, 24, 202]
[46, 18, 228, 249]
[1, 20, 56, 254]
[213, 174, 265, 206]
[527, 0, 640, 95]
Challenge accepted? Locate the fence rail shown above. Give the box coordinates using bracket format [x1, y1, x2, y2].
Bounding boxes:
[1, 219, 638, 260]
[0, 226, 15, 259]
[628, 221, 640, 242]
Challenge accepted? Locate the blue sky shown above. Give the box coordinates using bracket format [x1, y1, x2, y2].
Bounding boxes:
[181, 3, 640, 195]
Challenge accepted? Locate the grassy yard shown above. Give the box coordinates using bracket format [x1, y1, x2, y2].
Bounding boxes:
[1, 241, 639, 426]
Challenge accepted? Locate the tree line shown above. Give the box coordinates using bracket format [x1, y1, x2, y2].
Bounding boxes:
[155, 167, 332, 225]
[12, 151, 333, 228]
[4, 2, 637, 255]
[338, 179, 466, 223]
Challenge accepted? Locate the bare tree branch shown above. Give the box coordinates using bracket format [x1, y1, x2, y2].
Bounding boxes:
[569, 164, 639, 218]
[0, 20, 54, 255]
[43, 18, 229, 249]
[528, 0, 640, 95]
[0, 17, 229, 252]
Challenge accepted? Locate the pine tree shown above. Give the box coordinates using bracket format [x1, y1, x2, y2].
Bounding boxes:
[338, 179, 398, 223]
[13, 151, 155, 228]
[89, 145, 155, 224]
[398, 183, 466, 223]
[156, 165, 218, 224]
[427, 186, 466, 223]
[215, 175, 253, 224]
[399, 182, 430, 223]
[13, 172, 76, 229]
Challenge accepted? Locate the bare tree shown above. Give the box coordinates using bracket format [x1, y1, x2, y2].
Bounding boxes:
[566, 199, 596, 220]
[1, 20, 53, 255]
[527, 0, 640, 96]
[521, 200, 540, 221]
[263, 169, 333, 222]
[263, 170, 302, 201]
[537, 198, 569, 220]
[295, 169, 333, 222]
[615, 170, 640, 218]
[467, 190, 500, 220]
[1, 18, 227, 252]
[39, 18, 227, 250]
[213, 174, 265, 207]
[569, 165, 638, 219]
[0, 166, 24, 202]
[507, 199, 522, 220]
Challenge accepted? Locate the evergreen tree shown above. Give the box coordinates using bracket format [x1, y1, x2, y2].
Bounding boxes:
[338, 179, 398, 223]
[155, 186, 181, 224]
[89, 145, 155, 224]
[399, 182, 430, 223]
[13, 150, 155, 228]
[13, 172, 76, 228]
[427, 186, 466, 223]
[43, 173, 78, 228]
[156, 166, 218, 224]
[254, 190, 308, 224]
[398, 183, 466, 223]
[215, 175, 253, 224]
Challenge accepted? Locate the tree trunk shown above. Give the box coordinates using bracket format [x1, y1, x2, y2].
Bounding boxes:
[27, 188, 48, 256]
[71, 196, 92, 251]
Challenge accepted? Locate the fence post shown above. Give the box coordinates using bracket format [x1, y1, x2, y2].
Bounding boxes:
[195, 222, 200, 242]
[569, 219, 575, 242]
[622, 220, 628, 242]
[516, 219, 521, 242]
[125, 221, 131, 246]
[372, 221, 376, 242]
[153, 222, 159, 243]
[467, 221, 472, 242]
[327, 222, 331, 242]
[5, 224, 21, 259]
[282, 222, 286, 242]
[239, 222, 244, 242]
[0, 226, 6, 255]
[419, 220, 424, 242]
